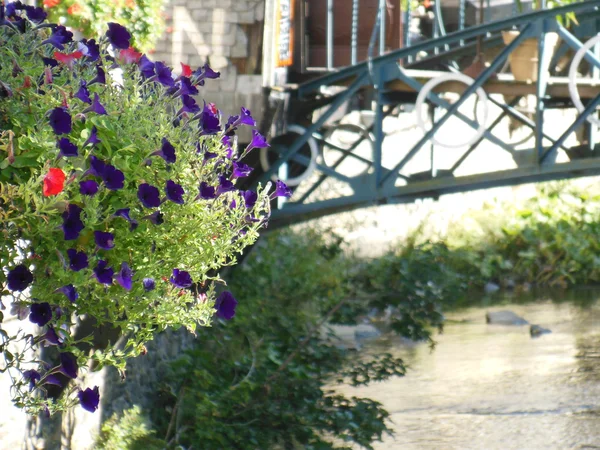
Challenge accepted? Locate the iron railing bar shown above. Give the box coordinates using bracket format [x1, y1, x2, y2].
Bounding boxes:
[540, 92, 600, 163]
[556, 25, 600, 71]
[449, 97, 521, 174]
[381, 26, 532, 187]
[485, 95, 569, 152]
[394, 65, 515, 154]
[297, 1, 599, 97]
[351, 0, 359, 66]
[327, 0, 334, 70]
[256, 73, 370, 186]
[288, 153, 356, 184]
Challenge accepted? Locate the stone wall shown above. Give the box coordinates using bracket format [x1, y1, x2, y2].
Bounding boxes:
[152, 0, 266, 143]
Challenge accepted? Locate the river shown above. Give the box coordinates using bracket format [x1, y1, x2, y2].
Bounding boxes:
[337, 289, 600, 450]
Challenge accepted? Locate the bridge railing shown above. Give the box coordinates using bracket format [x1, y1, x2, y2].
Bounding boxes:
[256, 1, 600, 227]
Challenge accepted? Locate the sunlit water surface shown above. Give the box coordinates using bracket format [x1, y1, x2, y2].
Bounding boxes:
[337, 290, 600, 450]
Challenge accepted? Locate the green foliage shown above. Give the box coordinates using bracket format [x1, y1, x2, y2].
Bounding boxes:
[125, 230, 407, 450]
[97, 406, 166, 450]
[43, 0, 168, 52]
[472, 184, 600, 287]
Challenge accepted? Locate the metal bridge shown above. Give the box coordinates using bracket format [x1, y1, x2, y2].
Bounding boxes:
[252, 1, 600, 228]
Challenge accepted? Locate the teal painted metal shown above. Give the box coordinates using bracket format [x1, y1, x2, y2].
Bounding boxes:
[257, 1, 600, 228]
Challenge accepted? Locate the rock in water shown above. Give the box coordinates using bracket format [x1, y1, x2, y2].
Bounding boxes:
[484, 282, 500, 293]
[485, 310, 529, 325]
[530, 324, 552, 338]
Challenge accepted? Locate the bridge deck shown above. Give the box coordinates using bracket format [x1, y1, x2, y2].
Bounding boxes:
[387, 70, 600, 99]
[282, 70, 600, 99]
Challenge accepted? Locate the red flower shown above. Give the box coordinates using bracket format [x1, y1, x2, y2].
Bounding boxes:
[180, 62, 192, 77]
[43, 168, 66, 197]
[54, 51, 83, 70]
[118, 47, 142, 64]
[67, 3, 82, 14]
[43, 0, 61, 7]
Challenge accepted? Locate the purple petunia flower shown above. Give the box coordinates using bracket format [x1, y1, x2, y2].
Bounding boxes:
[143, 278, 156, 292]
[55, 284, 78, 303]
[106, 22, 131, 49]
[214, 291, 238, 320]
[89, 65, 106, 86]
[101, 164, 125, 191]
[93, 260, 114, 285]
[275, 180, 292, 198]
[113, 208, 138, 230]
[83, 126, 101, 147]
[239, 107, 256, 126]
[44, 374, 62, 386]
[23, 369, 41, 391]
[138, 183, 161, 208]
[10, 302, 29, 320]
[42, 25, 73, 50]
[242, 190, 258, 209]
[165, 180, 185, 204]
[42, 327, 62, 346]
[42, 56, 58, 68]
[29, 302, 52, 327]
[153, 138, 176, 163]
[57, 137, 78, 157]
[192, 63, 220, 82]
[197, 182, 216, 200]
[59, 352, 78, 379]
[74, 79, 91, 104]
[153, 61, 175, 87]
[217, 175, 235, 196]
[177, 94, 200, 116]
[138, 55, 155, 79]
[177, 76, 198, 96]
[88, 156, 107, 177]
[245, 130, 269, 152]
[94, 231, 115, 250]
[5, 1, 24, 17]
[170, 269, 193, 288]
[115, 262, 133, 291]
[233, 161, 253, 178]
[80, 179, 99, 196]
[62, 204, 85, 241]
[67, 249, 88, 271]
[143, 211, 164, 225]
[24, 5, 46, 23]
[7, 264, 33, 292]
[49, 107, 72, 135]
[84, 93, 107, 115]
[198, 103, 221, 136]
[203, 150, 217, 162]
[79, 38, 100, 62]
[79, 386, 100, 412]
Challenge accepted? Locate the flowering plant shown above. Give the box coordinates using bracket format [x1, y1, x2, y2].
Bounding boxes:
[0, 2, 286, 415]
[42, 0, 167, 52]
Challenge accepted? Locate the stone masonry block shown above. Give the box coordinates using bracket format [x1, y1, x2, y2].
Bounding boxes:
[255, 2, 265, 21]
[236, 75, 263, 95]
[210, 55, 229, 70]
[238, 9, 256, 24]
[212, 31, 236, 47]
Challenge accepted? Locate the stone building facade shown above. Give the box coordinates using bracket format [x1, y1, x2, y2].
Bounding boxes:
[152, 0, 267, 143]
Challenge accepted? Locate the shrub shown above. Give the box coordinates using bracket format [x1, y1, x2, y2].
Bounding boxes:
[0, 3, 283, 415]
[42, 0, 168, 53]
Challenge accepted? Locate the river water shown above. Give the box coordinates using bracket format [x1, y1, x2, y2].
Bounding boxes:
[338, 289, 600, 450]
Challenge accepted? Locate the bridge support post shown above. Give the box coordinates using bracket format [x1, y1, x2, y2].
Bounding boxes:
[535, 11, 549, 163]
[374, 68, 384, 188]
